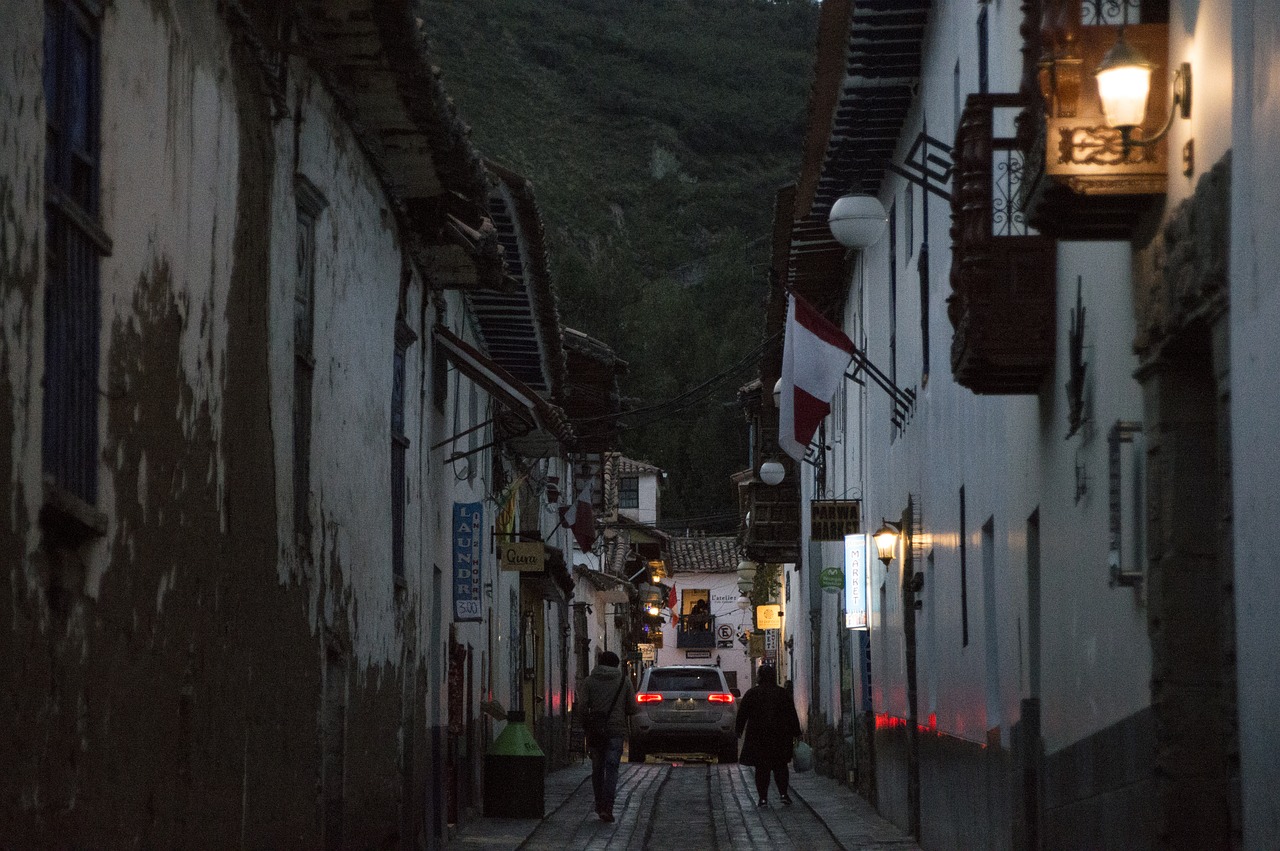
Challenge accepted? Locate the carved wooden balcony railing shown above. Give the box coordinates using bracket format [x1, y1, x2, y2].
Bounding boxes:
[1019, 0, 1171, 238]
[735, 419, 800, 564]
[950, 94, 1057, 394]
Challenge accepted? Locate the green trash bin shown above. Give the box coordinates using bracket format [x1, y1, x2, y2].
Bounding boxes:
[483, 711, 546, 818]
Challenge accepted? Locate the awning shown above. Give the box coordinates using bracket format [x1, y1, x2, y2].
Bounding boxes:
[522, 545, 575, 602]
[435, 325, 576, 457]
[574, 565, 635, 605]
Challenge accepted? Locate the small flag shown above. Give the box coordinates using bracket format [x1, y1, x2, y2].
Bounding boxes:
[778, 293, 855, 461]
[560, 476, 596, 553]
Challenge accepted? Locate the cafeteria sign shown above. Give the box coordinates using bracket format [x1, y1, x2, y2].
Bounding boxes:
[500, 541, 545, 572]
[756, 604, 781, 630]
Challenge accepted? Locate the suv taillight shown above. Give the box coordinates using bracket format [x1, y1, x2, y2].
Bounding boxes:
[707, 693, 735, 704]
[637, 693, 663, 703]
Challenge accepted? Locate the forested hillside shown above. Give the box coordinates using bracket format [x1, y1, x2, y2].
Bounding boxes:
[424, 0, 819, 529]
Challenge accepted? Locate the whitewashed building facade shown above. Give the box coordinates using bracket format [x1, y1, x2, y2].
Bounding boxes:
[757, 0, 1279, 848]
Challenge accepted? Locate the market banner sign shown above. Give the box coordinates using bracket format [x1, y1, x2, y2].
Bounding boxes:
[844, 533, 869, 630]
[500, 541, 544, 573]
[452, 502, 483, 622]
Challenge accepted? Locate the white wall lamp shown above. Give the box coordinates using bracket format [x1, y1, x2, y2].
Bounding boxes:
[827, 194, 889, 249]
[758, 459, 786, 487]
[1094, 31, 1191, 157]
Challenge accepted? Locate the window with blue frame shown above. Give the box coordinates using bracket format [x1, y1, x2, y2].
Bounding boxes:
[43, 0, 108, 508]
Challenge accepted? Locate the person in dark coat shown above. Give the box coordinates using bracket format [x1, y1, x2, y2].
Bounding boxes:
[735, 663, 802, 807]
[581, 651, 638, 822]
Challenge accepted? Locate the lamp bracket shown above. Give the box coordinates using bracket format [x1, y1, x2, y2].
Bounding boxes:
[846, 347, 917, 428]
[1120, 62, 1192, 155]
[883, 132, 954, 202]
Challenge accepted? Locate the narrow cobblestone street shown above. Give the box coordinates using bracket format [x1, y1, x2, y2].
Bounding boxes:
[449, 760, 921, 850]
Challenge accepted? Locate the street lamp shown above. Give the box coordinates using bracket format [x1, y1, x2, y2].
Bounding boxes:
[873, 520, 902, 566]
[828, 194, 889, 249]
[737, 594, 752, 610]
[1094, 31, 1191, 156]
[759, 459, 785, 487]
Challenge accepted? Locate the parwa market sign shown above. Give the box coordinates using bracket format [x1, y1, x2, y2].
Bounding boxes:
[500, 541, 545, 573]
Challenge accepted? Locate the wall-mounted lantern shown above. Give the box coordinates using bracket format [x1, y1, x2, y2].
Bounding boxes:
[1019, 1, 1182, 238]
[1094, 32, 1191, 157]
[873, 520, 902, 566]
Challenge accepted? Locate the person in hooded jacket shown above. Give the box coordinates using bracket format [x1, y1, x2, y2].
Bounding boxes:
[581, 651, 638, 822]
[735, 663, 802, 807]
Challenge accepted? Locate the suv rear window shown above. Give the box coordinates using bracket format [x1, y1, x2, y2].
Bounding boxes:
[646, 669, 723, 692]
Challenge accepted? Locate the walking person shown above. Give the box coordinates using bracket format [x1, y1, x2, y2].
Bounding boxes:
[735, 663, 802, 807]
[581, 651, 637, 822]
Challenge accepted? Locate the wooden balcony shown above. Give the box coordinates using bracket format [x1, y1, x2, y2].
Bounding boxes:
[1019, 0, 1170, 238]
[949, 94, 1057, 394]
[676, 615, 717, 649]
[742, 478, 801, 564]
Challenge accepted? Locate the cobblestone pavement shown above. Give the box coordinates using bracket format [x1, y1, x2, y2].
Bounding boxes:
[447, 758, 921, 850]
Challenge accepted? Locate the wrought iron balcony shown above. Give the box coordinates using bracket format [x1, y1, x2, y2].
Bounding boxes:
[676, 615, 717, 649]
[949, 94, 1057, 394]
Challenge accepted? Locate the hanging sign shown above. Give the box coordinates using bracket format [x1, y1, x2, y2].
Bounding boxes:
[819, 566, 845, 593]
[756, 604, 781, 629]
[500, 541, 544, 573]
[844, 533, 869, 629]
[452, 502, 483, 621]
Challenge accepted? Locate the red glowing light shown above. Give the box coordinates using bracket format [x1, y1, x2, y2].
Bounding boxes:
[637, 693, 663, 704]
[707, 693, 735, 704]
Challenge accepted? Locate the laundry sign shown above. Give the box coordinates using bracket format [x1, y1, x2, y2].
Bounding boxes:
[452, 502, 483, 622]
[500, 541, 544, 572]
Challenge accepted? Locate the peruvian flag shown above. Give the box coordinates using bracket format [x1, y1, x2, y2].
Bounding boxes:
[560, 476, 596, 553]
[778, 293, 854, 461]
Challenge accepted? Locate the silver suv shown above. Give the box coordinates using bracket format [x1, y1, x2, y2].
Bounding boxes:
[628, 665, 737, 763]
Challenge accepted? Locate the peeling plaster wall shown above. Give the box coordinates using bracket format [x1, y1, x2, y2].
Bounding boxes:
[1, 0, 47, 619]
[270, 68, 417, 667]
[1, 2, 448, 846]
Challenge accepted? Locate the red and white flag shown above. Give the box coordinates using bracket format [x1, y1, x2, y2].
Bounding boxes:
[778, 293, 854, 461]
[560, 476, 596, 553]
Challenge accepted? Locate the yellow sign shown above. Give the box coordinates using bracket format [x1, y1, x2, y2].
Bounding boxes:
[756, 604, 781, 629]
[500, 541, 544, 572]
[495, 474, 526, 542]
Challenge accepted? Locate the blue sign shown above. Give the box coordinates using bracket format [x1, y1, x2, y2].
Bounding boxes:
[453, 502, 483, 622]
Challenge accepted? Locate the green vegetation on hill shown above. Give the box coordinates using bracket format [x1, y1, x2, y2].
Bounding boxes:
[424, 0, 819, 528]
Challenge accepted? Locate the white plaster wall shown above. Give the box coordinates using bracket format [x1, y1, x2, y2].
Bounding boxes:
[1231, 0, 1280, 844]
[1, 1, 54, 594]
[829, 0, 1156, 754]
[618, 470, 661, 525]
[1170, 0, 1233, 207]
[653, 571, 752, 692]
[287, 78, 409, 666]
[39, 3, 245, 605]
